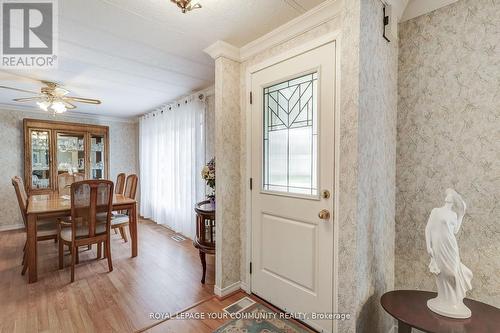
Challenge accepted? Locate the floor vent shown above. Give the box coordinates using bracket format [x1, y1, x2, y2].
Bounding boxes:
[171, 234, 187, 242]
[223, 297, 256, 315]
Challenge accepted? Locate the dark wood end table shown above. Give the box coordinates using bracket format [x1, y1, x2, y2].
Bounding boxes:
[381, 290, 500, 333]
[193, 200, 215, 284]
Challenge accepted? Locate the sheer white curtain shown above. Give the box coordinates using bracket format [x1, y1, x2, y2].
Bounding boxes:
[139, 98, 205, 238]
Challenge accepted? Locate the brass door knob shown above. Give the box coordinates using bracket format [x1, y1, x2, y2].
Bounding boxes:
[318, 209, 331, 220]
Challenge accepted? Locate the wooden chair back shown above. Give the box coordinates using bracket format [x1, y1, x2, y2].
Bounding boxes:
[74, 173, 85, 182]
[115, 173, 126, 194]
[11, 176, 28, 227]
[58, 173, 74, 195]
[124, 174, 138, 200]
[70, 180, 114, 239]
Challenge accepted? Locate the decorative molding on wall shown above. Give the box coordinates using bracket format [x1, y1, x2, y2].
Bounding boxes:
[240, 0, 342, 61]
[0, 103, 138, 124]
[214, 281, 241, 298]
[204, 0, 343, 63]
[204, 40, 241, 62]
[240, 281, 250, 293]
[0, 224, 24, 232]
[401, 0, 459, 22]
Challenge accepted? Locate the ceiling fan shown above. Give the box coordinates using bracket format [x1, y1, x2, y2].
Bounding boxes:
[0, 81, 101, 115]
[170, 0, 202, 13]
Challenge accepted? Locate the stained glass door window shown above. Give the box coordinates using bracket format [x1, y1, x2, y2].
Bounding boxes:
[263, 72, 318, 196]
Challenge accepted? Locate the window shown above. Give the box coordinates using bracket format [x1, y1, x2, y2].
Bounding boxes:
[263, 72, 318, 196]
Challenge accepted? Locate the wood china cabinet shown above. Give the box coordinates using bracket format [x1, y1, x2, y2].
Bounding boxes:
[23, 119, 109, 194]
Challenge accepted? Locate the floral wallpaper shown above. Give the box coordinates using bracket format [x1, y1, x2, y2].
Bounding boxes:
[205, 94, 215, 163]
[214, 56, 242, 290]
[396, 0, 500, 309]
[355, 0, 399, 332]
[0, 108, 138, 230]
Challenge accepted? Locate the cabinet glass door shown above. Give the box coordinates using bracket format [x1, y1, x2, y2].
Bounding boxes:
[30, 130, 51, 189]
[90, 134, 105, 179]
[56, 133, 86, 175]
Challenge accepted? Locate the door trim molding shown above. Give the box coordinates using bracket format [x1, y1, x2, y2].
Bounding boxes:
[244, 30, 341, 333]
[240, 0, 342, 61]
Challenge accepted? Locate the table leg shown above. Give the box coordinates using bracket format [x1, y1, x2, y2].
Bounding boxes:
[27, 213, 38, 283]
[129, 202, 138, 257]
[199, 250, 206, 284]
[398, 320, 412, 333]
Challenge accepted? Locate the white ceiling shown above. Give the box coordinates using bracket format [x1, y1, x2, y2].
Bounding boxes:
[0, 0, 324, 118]
[401, 0, 459, 22]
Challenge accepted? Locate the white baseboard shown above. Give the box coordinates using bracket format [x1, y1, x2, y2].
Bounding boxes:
[214, 281, 242, 297]
[240, 281, 250, 293]
[0, 224, 24, 232]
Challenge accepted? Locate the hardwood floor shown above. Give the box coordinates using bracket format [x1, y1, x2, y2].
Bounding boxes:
[0, 219, 215, 333]
[143, 291, 317, 333]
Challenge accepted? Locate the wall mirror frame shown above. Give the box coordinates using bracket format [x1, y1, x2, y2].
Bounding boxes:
[23, 118, 110, 194]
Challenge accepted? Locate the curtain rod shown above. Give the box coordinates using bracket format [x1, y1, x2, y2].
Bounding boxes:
[141, 87, 212, 118]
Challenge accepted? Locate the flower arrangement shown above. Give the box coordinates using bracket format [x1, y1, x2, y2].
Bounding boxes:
[201, 158, 215, 201]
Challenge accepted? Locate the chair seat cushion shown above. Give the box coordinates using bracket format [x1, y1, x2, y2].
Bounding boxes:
[37, 219, 58, 237]
[111, 214, 130, 226]
[95, 212, 111, 222]
[60, 222, 107, 242]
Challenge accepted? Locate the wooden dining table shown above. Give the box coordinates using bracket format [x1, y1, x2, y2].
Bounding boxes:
[26, 192, 138, 283]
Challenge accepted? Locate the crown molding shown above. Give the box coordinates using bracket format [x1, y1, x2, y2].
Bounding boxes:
[401, 0, 458, 22]
[203, 40, 241, 62]
[0, 103, 138, 124]
[204, 0, 342, 63]
[239, 0, 342, 61]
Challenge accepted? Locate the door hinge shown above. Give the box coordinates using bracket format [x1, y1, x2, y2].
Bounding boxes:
[249, 178, 253, 190]
[249, 262, 252, 274]
[250, 91, 253, 105]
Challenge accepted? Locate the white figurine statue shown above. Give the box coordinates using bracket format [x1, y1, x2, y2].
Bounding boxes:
[425, 188, 473, 318]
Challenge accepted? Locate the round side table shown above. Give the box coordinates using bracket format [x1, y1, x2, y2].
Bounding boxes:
[193, 200, 215, 284]
[381, 290, 500, 333]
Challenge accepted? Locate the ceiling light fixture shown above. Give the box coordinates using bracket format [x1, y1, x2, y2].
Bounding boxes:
[37, 99, 67, 114]
[0, 81, 101, 116]
[170, 0, 202, 14]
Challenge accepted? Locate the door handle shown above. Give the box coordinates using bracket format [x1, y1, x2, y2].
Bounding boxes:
[318, 209, 331, 221]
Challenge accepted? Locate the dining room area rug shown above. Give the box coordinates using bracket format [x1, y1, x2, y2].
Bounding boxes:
[213, 302, 312, 333]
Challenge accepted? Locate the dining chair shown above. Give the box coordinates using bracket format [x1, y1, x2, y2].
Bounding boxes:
[112, 174, 138, 242]
[74, 172, 85, 182]
[58, 180, 114, 282]
[58, 172, 85, 196]
[115, 173, 126, 194]
[11, 176, 58, 275]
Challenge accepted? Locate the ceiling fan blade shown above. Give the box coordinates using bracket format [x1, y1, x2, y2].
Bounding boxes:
[65, 96, 101, 105]
[0, 85, 40, 95]
[61, 100, 77, 109]
[13, 97, 43, 102]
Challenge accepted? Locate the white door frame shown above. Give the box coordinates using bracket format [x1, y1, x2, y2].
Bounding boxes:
[244, 30, 342, 332]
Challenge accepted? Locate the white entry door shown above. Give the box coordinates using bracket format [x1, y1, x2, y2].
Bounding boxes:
[251, 41, 336, 333]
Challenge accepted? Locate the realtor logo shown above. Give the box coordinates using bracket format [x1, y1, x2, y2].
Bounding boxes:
[1, 0, 58, 68]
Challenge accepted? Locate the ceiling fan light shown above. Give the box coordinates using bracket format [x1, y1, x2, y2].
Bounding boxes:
[37, 101, 50, 111]
[51, 101, 67, 113]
